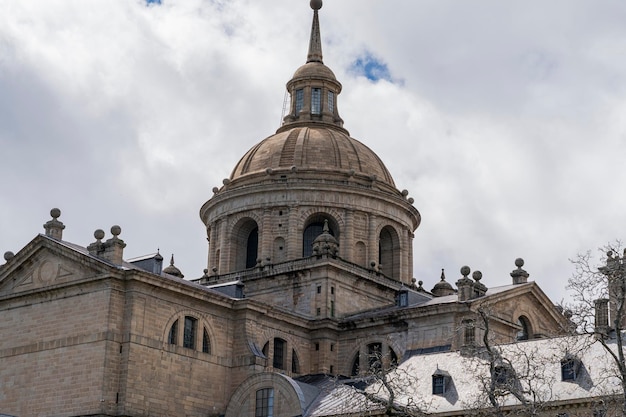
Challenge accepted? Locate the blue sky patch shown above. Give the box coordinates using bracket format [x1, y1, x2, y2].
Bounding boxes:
[350, 54, 392, 82]
[146, 0, 161, 5]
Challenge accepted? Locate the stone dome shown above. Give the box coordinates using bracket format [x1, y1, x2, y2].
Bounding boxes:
[229, 126, 395, 187]
[291, 61, 337, 82]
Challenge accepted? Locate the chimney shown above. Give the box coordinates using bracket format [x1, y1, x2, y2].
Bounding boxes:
[102, 225, 126, 265]
[457, 266, 473, 302]
[472, 270, 487, 298]
[87, 226, 126, 265]
[43, 208, 65, 240]
[510, 258, 529, 284]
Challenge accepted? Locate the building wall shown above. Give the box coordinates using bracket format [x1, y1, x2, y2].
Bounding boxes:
[0, 273, 121, 416]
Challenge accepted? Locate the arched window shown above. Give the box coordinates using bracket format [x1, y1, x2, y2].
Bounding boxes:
[166, 314, 212, 355]
[232, 219, 259, 271]
[367, 342, 383, 370]
[517, 316, 531, 341]
[168, 319, 178, 345]
[389, 348, 398, 367]
[291, 349, 300, 374]
[303, 215, 337, 257]
[202, 328, 211, 354]
[183, 316, 197, 349]
[351, 344, 397, 376]
[379, 226, 400, 279]
[351, 351, 360, 376]
[273, 338, 286, 370]
[246, 227, 259, 268]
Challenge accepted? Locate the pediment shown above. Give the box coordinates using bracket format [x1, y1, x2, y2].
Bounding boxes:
[481, 283, 568, 334]
[0, 237, 110, 297]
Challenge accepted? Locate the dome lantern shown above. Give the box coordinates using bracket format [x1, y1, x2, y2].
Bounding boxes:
[279, 0, 346, 133]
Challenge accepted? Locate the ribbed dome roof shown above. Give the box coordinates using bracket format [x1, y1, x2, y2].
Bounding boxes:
[230, 126, 395, 187]
[292, 61, 337, 81]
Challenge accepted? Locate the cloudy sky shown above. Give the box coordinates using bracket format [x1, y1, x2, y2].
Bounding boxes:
[2, 0, 626, 304]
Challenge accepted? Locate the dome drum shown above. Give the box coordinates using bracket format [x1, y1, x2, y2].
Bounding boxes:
[199, 0, 422, 285]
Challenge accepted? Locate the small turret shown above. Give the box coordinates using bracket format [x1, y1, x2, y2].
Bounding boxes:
[163, 254, 185, 279]
[431, 269, 455, 297]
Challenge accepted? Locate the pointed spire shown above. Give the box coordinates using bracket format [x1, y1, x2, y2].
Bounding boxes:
[307, 0, 323, 63]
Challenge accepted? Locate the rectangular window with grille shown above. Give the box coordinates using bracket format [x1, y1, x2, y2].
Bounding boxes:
[295, 89, 304, 114]
[432, 375, 446, 395]
[327, 91, 334, 113]
[311, 88, 321, 114]
[561, 358, 580, 381]
[255, 388, 274, 417]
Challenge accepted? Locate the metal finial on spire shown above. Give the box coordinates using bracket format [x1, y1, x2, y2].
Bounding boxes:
[307, 0, 323, 63]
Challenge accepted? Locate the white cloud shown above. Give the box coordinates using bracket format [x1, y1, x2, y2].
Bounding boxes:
[2, 0, 626, 304]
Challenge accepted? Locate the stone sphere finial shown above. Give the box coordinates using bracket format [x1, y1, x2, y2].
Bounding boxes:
[515, 258, 524, 268]
[110, 225, 121, 237]
[473, 270, 482, 281]
[310, 0, 322, 11]
[460, 265, 471, 277]
[4, 251, 15, 261]
[94, 229, 105, 241]
[50, 208, 61, 219]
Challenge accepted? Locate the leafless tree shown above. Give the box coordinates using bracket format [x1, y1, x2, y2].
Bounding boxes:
[329, 349, 428, 417]
[567, 242, 626, 415]
[461, 306, 558, 416]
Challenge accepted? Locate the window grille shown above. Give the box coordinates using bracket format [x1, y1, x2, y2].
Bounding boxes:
[311, 88, 322, 114]
[432, 375, 446, 395]
[295, 89, 304, 114]
[327, 91, 334, 113]
[255, 388, 274, 417]
[273, 338, 285, 370]
[561, 357, 580, 381]
[183, 316, 197, 349]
